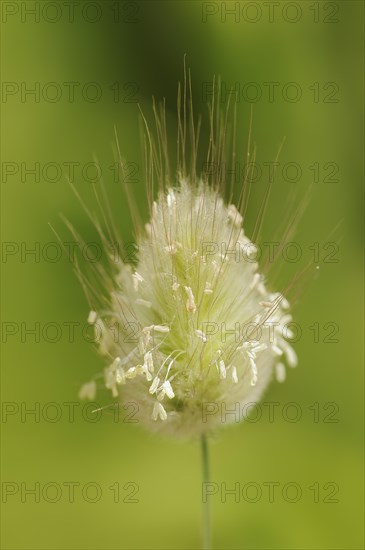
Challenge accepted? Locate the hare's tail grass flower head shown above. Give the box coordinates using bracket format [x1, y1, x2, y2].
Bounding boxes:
[76, 68, 299, 440]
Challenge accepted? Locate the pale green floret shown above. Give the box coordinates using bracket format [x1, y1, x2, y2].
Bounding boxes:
[79, 181, 297, 438]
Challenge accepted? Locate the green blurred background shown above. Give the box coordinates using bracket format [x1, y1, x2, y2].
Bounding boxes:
[1, 1, 364, 548]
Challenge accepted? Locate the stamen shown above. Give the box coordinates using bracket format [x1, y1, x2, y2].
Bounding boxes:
[115, 365, 126, 385]
[204, 282, 213, 295]
[195, 329, 207, 343]
[87, 310, 97, 324]
[104, 367, 118, 397]
[144, 351, 154, 373]
[152, 401, 167, 421]
[219, 359, 226, 380]
[132, 272, 144, 291]
[275, 362, 286, 382]
[136, 299, 152, 308]
[162, 380, 175, 399]
[149, 376, 160, 394]
[139, 330, 151, 355]
[249, 357, 258, 387]
[281, 340, 298, 368]
[125, 367, 138, 379]
[185, 286, 197, 313]
[259, 301, 273, 308]
[156, 388, 165, 401]
[172, 281, 180, 291]
[246, 243, 259, 260]
[109, 357, 126, 385]
[78, 380, 96, 400]
[143, 324, 170, 333]
[167, 189, 176, 209]
[164, 243, 177, 254]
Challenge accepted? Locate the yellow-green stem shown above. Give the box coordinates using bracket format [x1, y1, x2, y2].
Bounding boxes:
[201, 433, 211, 549]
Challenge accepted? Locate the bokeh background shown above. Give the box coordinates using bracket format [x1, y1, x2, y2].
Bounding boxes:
[1, 1, 364, 548]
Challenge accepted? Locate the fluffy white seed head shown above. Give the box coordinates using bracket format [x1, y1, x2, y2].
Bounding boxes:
[79, 181, 297, 438]
[72, 67, 305, 439]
